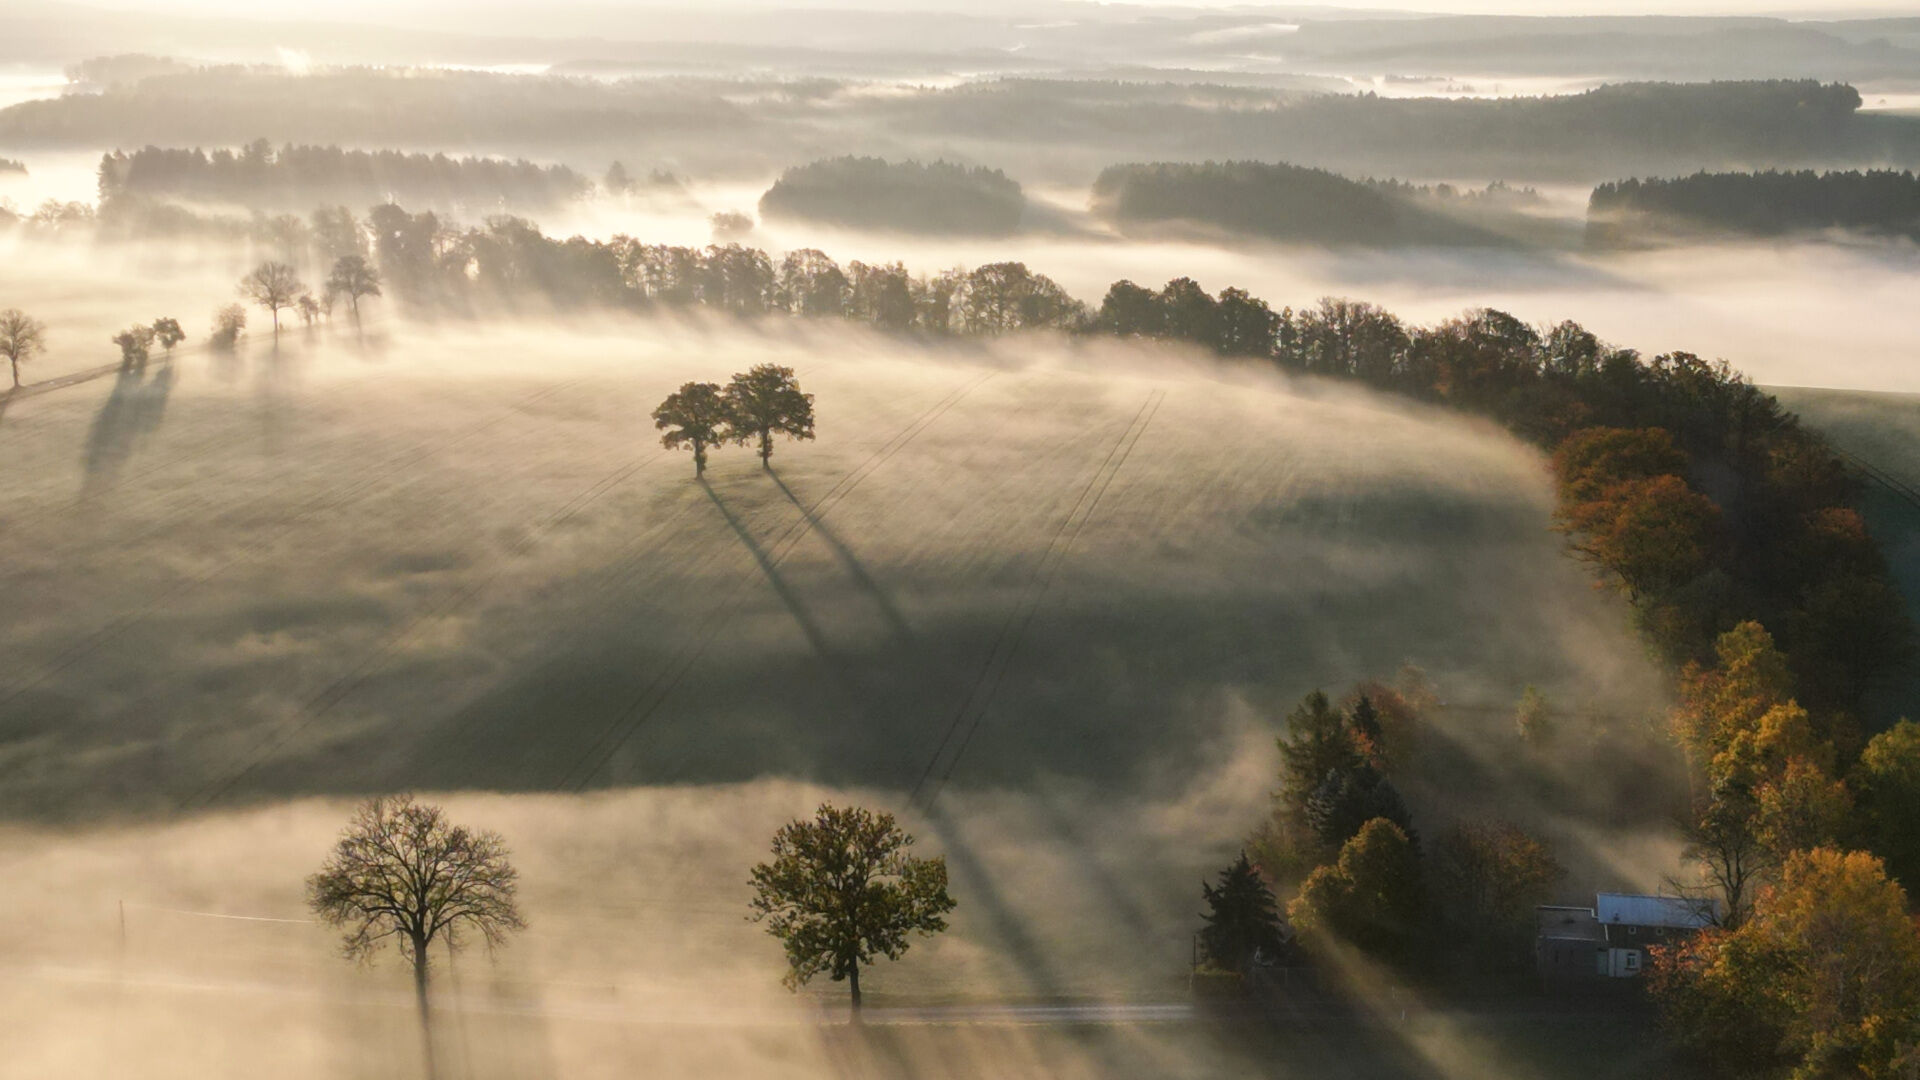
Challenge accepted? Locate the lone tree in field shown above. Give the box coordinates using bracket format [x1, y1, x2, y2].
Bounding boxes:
[0, 308, 46, 389]
[150, 317, 184, 358]
[1199, 852, 1287, 972]
[725, 363, 815, 468]
[112, 324, 155, 370]
[326, 254, 382, 322]
[749, 803, 955, 1014]
[653, 381, 731, 477]
[210, 304, 247, 350]
[238, 260, 307, 335]
[307, 795, 525, 1040]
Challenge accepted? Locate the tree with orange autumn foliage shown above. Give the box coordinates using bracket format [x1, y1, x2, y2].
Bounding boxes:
[1650, 849, 1920, 1079]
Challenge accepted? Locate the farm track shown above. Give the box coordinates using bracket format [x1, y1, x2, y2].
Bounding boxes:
[0, 372, 594, 716]
[909, 390, 1164, 810]
[555, 370, 1001, 792]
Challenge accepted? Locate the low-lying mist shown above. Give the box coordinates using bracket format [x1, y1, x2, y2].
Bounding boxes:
[0, 300, 1688, 1074]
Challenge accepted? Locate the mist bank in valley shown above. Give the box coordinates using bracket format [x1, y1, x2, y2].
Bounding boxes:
[4, 70, 1917, 184]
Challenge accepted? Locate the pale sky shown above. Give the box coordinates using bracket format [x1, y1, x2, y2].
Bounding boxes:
[64, 0, 1920, 18]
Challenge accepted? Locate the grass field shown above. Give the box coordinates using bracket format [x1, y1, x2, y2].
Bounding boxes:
[0, 313, 1679, 1078]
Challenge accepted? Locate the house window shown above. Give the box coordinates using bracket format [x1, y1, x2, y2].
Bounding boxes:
[1628, 926, 1637, 936]
[1625, 951, 1641, 972]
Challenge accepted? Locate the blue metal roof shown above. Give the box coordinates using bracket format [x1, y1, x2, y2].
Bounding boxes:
[1595, 892, 1717, 929]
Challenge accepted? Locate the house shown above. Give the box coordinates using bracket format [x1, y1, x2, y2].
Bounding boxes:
[1535, 892, 1719, 982]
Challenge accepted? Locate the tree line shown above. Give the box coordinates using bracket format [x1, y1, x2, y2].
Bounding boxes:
[1589, 168, 1920, 244]
[97, 141, 592, 213]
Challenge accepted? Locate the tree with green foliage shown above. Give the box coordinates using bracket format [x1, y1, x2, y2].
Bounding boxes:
[653, 381, 731, 477]
[1288, 818, 1424, 960]
[0, 308, 46, 389]
[725, 363, 815, 468]
[1199, 852, 1286, 972]
[748, 803, 955, 1015]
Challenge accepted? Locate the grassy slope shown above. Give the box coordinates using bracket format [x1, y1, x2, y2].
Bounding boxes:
[0, 316, 1682, 1078]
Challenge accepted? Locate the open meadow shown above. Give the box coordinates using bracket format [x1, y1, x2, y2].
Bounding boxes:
[0, 307, 1682, 1078]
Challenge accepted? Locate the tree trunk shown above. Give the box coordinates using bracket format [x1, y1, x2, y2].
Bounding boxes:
[9, 358, 17, 389]
[412, 936, 437, 1079]
[760, 429, 772, 468]
[694, 437, 706, 477]
[847, 962, 862, 1018]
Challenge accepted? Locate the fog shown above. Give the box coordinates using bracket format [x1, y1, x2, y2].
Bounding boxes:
[7, 5, 1920, 1077]
[0, 266, 1691, 1073]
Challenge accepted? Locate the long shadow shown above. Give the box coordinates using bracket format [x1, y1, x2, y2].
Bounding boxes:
[701, 478, 843, 672]
[769, 468, 916, 645]
[81, 363, 175, 493]
[922, 800, 1069, 1002]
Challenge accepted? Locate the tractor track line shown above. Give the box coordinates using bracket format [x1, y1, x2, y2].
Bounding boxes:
[910, 389, 1163, 811]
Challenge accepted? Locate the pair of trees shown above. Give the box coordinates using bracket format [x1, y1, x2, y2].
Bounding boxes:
[0, 308, 47, 389]
[111, 317, 184, 370]
[653, 364, 815, 477]
[309, 797, 950, 1036]
[237, 255, 382, 334]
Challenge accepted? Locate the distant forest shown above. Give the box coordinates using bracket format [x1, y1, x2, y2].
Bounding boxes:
[1091, 161, 1542, 246]
[0, 158, 24, 175]
[0, 70, 1912, 182]
[758, 157, 1025, 236]
[98, 142, 591, 213]
[1589, 169, 1920, 244]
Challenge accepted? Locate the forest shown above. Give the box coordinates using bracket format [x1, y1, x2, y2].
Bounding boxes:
[96, 141, 592, 213]
[756, 157, 1026, 236]
[1588, 168, 1920, 244]
[1090, 161, 1541, 246]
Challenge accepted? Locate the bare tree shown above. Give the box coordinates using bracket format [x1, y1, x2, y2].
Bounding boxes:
[0, 308, 46, 389]
[307, 795, 526, 1060]
[326, 254, 382, 322]
[238, 261, 307, 335]
[653, 381, 731, 477]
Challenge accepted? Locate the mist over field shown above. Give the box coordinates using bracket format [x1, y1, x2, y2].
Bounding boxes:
[5, 3, 1920, 1079]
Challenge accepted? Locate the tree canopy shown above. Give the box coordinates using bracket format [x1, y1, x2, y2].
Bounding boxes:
[725, 364, 815, 468]
[748, 803, 955, 1012]
[653, 381, 731, 477]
